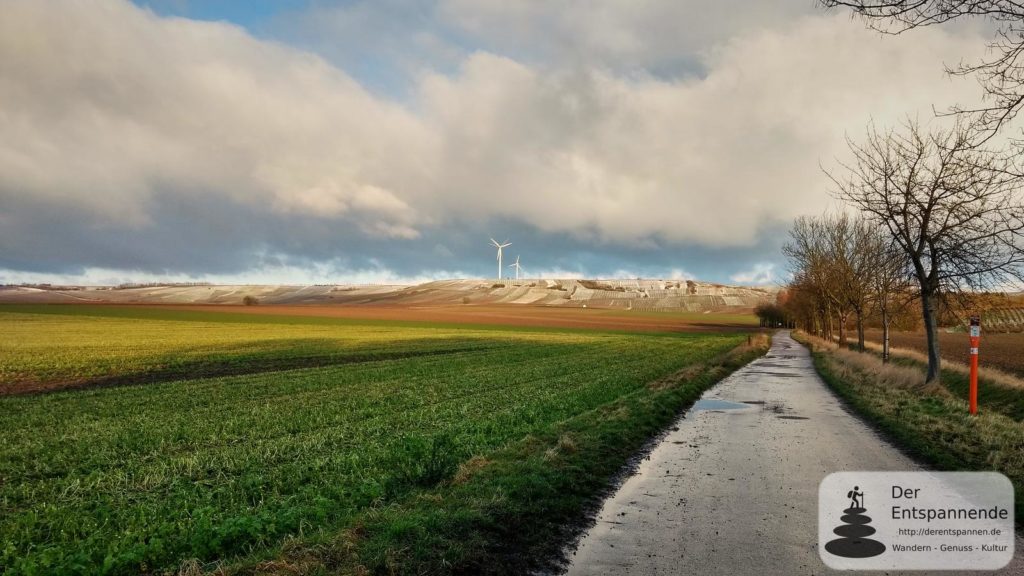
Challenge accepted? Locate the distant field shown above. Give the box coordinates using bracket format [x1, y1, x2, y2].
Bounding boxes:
[863, 329, 1024, 378]
[123, 303, 759, 332]
[0, 305, 751, 574]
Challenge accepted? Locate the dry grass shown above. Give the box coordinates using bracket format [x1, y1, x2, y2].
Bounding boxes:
[797, 331, 943, 395]
[647, 363, 706, 391]
[731, 333, 772, 355]
[863, 329, 1024, 378]
[555, 433, 578, 453]
[860, 339, 1024, 391]
[544, 433, 579, 462]
[646, 333, 769, 392]
[798, 330, 1024, 391]
[793, 331, 837, 354]
[825, 347, 951, 398]
[176, 559, 204, 576]
[175, 558, 227, 576]
[451, 456, 492, 485]
[799, 331, 949, 396]
[800, 333, 1024, 523]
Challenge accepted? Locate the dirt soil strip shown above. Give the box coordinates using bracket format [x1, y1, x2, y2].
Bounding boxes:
[562, 331, 1024, 575]
[0, 347, 482, 396]
[61, 303, 756, 333]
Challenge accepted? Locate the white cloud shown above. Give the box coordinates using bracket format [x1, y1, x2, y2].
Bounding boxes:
[0, 0, 996, 280]
[0, 0, 434, 238]
[0, 263, 473, 287]
[730, 263, 776, 285]
[414, 19, 984, 246]
[525, 268, 585, 280]
[438, 0, 810, 71]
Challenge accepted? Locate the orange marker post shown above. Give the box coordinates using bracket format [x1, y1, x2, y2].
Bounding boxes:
[969, 315, 980, 415]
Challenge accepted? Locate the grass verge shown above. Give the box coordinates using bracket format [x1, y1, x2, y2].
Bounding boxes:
[856, 339, 1024, 422]
[793, 332, 1024, 527]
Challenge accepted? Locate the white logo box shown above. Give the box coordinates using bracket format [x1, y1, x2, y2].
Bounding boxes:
[818, 471, 1014, 570]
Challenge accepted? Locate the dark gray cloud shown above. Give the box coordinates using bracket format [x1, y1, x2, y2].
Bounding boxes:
[0, 0, 990, 284]
[1, 181, 788, 283]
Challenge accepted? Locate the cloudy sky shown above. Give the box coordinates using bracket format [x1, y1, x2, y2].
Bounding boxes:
[0, 0, 995, 285]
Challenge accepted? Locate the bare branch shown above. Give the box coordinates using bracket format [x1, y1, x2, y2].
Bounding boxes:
[825, 116, 1024, 381]
[820, 0, 1024, 139]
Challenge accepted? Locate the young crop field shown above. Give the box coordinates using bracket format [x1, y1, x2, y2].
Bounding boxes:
[0, 304, 755, 575]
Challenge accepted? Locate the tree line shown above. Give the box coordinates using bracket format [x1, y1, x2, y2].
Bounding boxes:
[782, 2, 1024, 383]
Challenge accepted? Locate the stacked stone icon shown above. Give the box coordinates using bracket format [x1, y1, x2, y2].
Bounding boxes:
[825, 504, 886, 558]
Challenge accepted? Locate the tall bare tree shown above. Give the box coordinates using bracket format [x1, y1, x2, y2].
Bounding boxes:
[784, 214, 880, 349]
[820, 1, 1024, 140]
[828, 118, 1024, 382]
[837, 217, 881, 351]
[785, 216, 845, 342]
[864, 230, 913, 361]
[784, 278, 828, 335]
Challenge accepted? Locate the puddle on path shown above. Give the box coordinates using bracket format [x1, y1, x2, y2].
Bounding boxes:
[691, 398, 751, 412]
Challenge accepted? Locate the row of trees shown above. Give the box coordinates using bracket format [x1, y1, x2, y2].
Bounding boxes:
[783, 213, 908, 361]
[785, 1, 1024, 382]
[753, 302, 796, 328]
[785, 119, 1024, 382]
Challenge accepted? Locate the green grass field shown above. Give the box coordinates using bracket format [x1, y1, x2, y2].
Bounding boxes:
[0, 305, 757, 575]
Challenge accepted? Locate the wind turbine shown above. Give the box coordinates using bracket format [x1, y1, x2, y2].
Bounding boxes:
[509, 255, 524, 280]
[490, 238, 511, 280]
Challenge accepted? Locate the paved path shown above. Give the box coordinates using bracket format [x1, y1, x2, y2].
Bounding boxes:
[564, 331, 1023, 575]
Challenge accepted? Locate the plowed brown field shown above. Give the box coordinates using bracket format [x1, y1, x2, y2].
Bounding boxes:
[864, 329, 1024, 377]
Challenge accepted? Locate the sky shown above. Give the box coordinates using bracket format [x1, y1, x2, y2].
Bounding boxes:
[0, 0, 998, 285]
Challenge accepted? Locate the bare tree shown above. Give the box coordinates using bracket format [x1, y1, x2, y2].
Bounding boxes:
[784, 214, 880, 349]
[828, 118, 1024, 382]
[864, 230, 914, 361]
[819, 0, 1024, 139]
[785, 216, 846, 342]
[784, 277, 828, 336]
[836, 217, 881, 351]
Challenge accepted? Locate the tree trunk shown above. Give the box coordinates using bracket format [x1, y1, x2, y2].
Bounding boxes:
[855, 308, 865, 352]
[881, 308, 890, 363]
[921, 290, 942, 383]
[837, 311, 847, 346]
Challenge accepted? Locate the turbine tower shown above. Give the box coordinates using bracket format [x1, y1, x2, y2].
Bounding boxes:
[490, 238, 511, 280]
[509, 255, 523, 280]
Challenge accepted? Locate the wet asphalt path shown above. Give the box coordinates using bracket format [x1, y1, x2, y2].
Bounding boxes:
[563, 330, 1023, 575]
